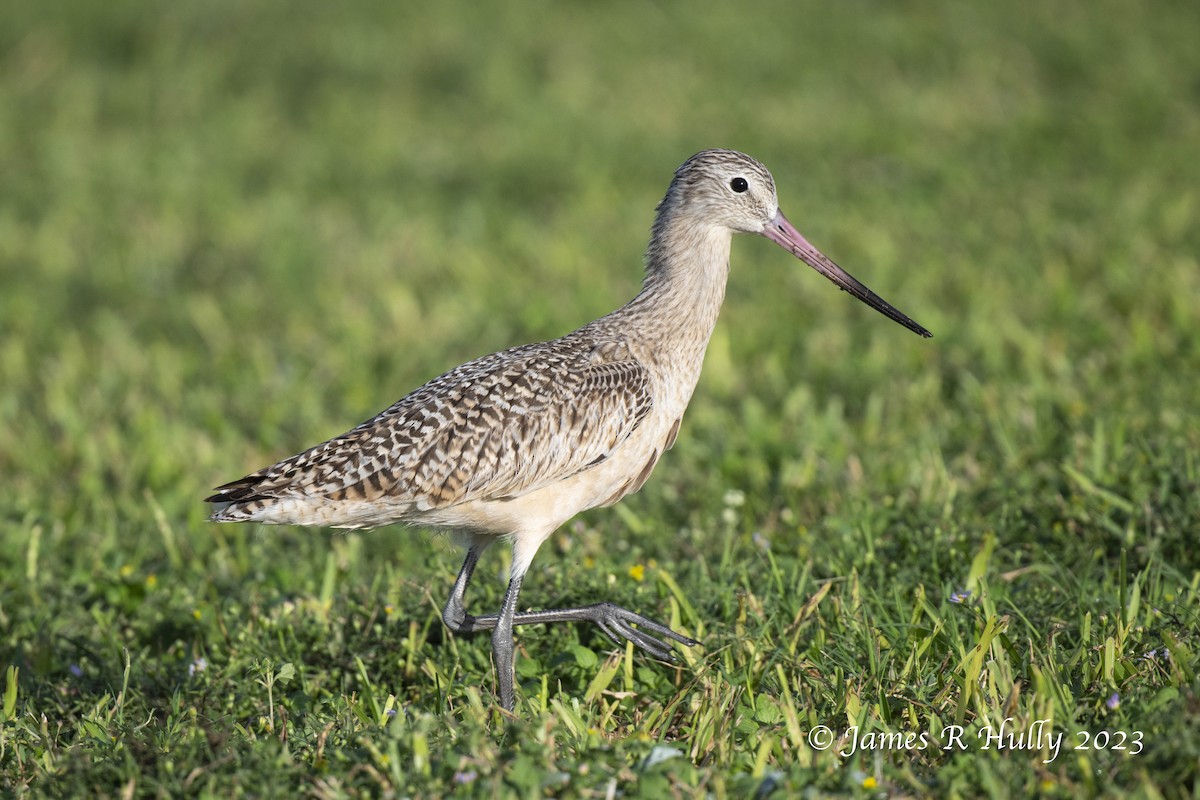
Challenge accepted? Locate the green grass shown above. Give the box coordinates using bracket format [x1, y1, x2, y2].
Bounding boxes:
[3, 0, 1199, 796]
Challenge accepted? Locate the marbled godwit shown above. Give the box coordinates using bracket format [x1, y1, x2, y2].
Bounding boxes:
[208, 149, 931, 710]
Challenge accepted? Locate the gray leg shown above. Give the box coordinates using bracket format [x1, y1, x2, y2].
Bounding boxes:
[442, 547, 528, 711]
[441, 544, 697, 710]
[442, 541, 488, 634]
[492, 572, 524, 711]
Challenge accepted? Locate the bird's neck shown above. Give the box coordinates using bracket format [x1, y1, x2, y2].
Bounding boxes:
[618, 212, 733, 370]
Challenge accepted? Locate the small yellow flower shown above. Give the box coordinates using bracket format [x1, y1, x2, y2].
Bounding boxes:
[862, 776, 877, 789]
[145, 575, 157, 589]
[192, 608, 202, 620]
[119, 564, 134, 578]
[628, 564, 645, 582]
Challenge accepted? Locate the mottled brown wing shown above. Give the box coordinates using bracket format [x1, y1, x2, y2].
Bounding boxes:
[208, 341, 654, 512]
[435, 357, 653, 506]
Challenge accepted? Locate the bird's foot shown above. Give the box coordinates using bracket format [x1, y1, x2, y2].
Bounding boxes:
[580, 602, 698, 661]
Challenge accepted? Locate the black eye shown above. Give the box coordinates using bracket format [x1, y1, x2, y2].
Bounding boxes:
[730, 177, 749, 193]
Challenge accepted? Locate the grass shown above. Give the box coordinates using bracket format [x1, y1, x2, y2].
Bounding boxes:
[2, 0, 1199, 796]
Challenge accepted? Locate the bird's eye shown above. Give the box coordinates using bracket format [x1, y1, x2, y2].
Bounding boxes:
[730, 177, 749, 193]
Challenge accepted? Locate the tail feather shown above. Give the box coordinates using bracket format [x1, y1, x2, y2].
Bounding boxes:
[206, 474, 275, 521]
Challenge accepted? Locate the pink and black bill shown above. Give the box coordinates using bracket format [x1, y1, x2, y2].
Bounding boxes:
[763, 211, 932, 339]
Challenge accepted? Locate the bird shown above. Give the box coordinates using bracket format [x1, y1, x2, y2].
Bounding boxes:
[207, 149, 931, 711]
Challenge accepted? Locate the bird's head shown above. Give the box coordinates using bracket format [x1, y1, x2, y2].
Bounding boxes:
[666, 149, 931, 338]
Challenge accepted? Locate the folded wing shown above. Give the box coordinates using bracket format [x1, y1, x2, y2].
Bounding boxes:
[207, 340, 653, 522]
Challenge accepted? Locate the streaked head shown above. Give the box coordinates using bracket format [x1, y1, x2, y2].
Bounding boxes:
[664, 149, 780, 233]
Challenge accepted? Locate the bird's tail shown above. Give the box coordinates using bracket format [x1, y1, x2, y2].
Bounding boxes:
[205, 475, 274, 522]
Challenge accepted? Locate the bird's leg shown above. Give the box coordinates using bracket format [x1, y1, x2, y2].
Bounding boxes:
[440, 539, 697, 710]
[441, 540, 490, 635]
[440, 539, 523, 710]
[492, 571, 524, 711]
[443, 553, 696, 659]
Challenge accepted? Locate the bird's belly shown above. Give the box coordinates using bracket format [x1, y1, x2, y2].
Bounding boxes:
[420, 411, 680, 537]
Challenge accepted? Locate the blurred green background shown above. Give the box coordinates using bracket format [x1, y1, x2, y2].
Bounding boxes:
[2, 0, 1198, 796]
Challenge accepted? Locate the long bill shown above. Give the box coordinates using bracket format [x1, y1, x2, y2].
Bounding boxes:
[762, 210, 932, 338]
